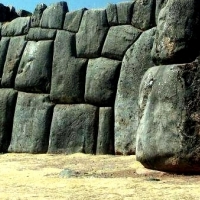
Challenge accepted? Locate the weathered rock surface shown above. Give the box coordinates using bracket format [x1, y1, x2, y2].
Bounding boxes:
[8, 92, 54, 153]
[151, 0, 200, 64]
[63, 8, 86, 32]
[26, 28, 56, 41]
[0, 4, 18, 22]
[40, 2, 68, 29]
[31, 3, 47, 27]
[117, 2, 134, 25]
[136, 61, 200, 173]
[102, 25, 141, 60]
[0, 89, 17, 152]
[17, 10, 32, 17]
[1, 36, 27, 88]
[50, 30, 87, 103]
[1, 17, 30, 36]
[76, 9, 109, 58]
[155, 0, 167, 25]
[115, 28, 156, 155]
[85, 57, 121, 106]
[106, 3, 118, 26]
[96, 107, 114, 155]
[48, 104, 98, 154]
[132, 0, 156, 30]
[0, 37, 10, 80]
[15, 40, 53, 93]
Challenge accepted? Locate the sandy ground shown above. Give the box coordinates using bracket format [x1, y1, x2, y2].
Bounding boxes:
[0, 153, 200, 200]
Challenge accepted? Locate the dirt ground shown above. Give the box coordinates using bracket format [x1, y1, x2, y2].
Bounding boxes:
[0, 153, 200, 200]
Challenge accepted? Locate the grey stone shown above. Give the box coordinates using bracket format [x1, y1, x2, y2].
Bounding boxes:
[31, 3, 47, 27]
[151, 0, 200, 65]
[96, 107, 114, 155]
[0, 37, 10, 80]
[1, 17, 30, 36]
[106, 3, 118, 26]
[117, 2, 134, 25]
[50, 30, 87, 103]
[63, 8, 86, 32]
[15, 40, 53, 93]
[131, 0, 156, 30]
[102, 25, 142, 60]
[136, 61, 200, 173]
[40, 2, 68, 29]
[0, 4, 10, 22]
[155, 0, 167, 25]
[17, 10, 32, 17]
[48, 104, 98, 154]
[8, 92, 54, 153]
[85, 57, 121, 106]
[26, 28, 56, 41]
[1, 36, 27, 88]
[0, 89, 17, 152]
[76, 9, 109, 58]
[114, 28, 156, 155]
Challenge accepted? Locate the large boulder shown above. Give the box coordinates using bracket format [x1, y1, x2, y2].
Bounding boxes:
[76, 9, 109, 58]
[102, 25, 141, 60]
[1, 36, 27, 88]
[85, 57, 121, 106]
[106, 3, 118, 26]
[40, 2, 68, 29]
[0, 89, 17, 152]
[136, 61, 200, 173]
[48, 104, 98, 154]
[15, 40, 53, 93]
[50, 30, 87, 104]
[115, 28, 156, 155]
[1, 17, 30, 36]
[8, 92, 54, 153]
[151, 0, 200, 65]
[96, 107, 114, 155]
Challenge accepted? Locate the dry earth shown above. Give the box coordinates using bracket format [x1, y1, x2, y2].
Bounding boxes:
[0, 153, 200, 200]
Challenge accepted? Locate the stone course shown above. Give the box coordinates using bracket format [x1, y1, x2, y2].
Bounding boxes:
[0, 0, 200, 173]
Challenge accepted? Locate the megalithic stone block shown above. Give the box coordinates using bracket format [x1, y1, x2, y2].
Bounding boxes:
[15, 40, 53, 93]
[76, 9, 109, 58]
[1, 36, 27, 88]
[151, 0, 200, 64]
[48, 104, 99, 154]
[8, 92, 54, 153]
[114, 28, 156, 155]
[136, 61, 200, 173]
[0, 89, 17, 152]
[106, 3, 118, 26]
[40, 2, 68, 29]
[96, 107, 114, 155]
[50, 30, 87, 104]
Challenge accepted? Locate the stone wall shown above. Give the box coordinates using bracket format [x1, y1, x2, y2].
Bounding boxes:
[1, 0, 200, 172]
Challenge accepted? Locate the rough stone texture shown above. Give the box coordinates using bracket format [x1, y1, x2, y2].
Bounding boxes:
[85, 57, 121, 106]
[0, 89, 17, 152]
[106, 3, 118, 26]
[117, 2, 134, 25]
[76, 9, 109, 58]
[151, 0, 200, 65]
[40, 2, 68, 29]
[26, 28, 56, 41]
[1, 17, 30, 36]
[8, 92, 54, 153]
[15, 40, 53, 93]
[115, 28, 156, 155]
[132, 0, 156, 30]
[50, 30, 87, 103]
[155, 0, 167, 25]
[17, 10, 32, 17]
[0, 37, 10, 80]
[48, 104, 98, 154]
[31, 3, 47, 27]
[96, 107, 114, 155]
[1, 36, 27, 88]
[63, 8, 86, 32]
[136, 61, 200, 173]
[102, 25, 142, 60]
